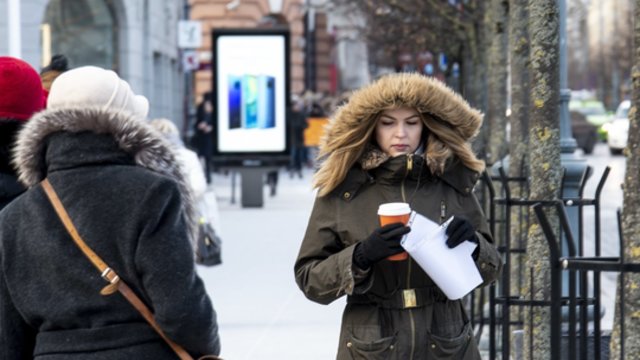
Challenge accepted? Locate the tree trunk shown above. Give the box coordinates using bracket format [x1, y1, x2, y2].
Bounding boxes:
[610, 1, 640, 357]
[461, 19, 478, 106]
[462, 24, 482, 110]
[522, 1, 562, 359]
[508, 0, 529, 356]
[471, 1, 490, 160]
[486, 0, 509, 165]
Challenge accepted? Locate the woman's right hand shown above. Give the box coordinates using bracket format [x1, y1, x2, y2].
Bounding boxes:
[353, 223, 411, 269]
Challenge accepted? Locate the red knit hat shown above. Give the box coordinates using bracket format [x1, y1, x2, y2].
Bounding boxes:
[0, 57, 46, 121]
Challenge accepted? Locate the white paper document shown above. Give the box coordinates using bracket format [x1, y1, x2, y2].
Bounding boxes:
[401, 212, 483, 300]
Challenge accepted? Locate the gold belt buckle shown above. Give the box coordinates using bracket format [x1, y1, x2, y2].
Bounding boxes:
[402, 289, 417, 308]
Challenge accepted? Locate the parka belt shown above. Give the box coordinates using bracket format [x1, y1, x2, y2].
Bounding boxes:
[347, 287, 449, 309]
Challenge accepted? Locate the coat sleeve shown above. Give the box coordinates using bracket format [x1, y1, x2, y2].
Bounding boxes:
[135, 180, 220, 357]
[294, 195, 372, 305]
[467, 193, 503, 286]
[0, 245, 36, 359]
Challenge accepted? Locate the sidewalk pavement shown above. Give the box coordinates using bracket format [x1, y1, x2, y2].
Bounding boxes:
[196, 168, 344, 360]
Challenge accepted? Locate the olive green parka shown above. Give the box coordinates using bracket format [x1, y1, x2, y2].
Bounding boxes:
[294, 73, 502, 360]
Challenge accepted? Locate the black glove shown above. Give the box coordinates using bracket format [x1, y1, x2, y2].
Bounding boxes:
[445, 216, 478, 249]
[353, 223, 411, 269]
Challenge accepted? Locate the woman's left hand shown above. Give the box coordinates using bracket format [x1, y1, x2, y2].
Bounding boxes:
[445, 216, 478, 248]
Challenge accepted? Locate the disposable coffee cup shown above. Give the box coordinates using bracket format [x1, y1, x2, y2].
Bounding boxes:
[378, 202, 411, 261]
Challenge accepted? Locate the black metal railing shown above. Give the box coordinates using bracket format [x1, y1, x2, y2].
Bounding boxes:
[472, 165, 621, 359]
[533, 201, 640, 360]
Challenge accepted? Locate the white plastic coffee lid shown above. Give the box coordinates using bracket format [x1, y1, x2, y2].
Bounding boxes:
[377, 202, 411, 216]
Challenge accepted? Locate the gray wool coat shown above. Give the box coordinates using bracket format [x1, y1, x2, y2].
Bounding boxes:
[0, 169, 23, 210]
[0, 108, 220, 359]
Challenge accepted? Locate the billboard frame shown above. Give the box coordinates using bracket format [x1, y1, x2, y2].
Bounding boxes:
[210, 27, 291, 167]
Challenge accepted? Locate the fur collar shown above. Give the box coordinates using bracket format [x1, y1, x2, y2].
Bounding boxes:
[359, 144, 390, 170]
[357, 145, 480, 195]
[12, 107, 198, 246]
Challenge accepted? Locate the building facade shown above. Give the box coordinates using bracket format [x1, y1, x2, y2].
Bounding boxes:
[189, 0, 306, 102]
[0, 0, 186, 126]
[1, 0, 372, 131]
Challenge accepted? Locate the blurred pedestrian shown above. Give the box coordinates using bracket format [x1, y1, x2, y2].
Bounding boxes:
[308, 101, 325, 118]
[40, 54, 69, 96]
[0, 56, 46, 210]
[194, 91, 214, 183]
[294, 73, 502, 359]
[150, 118, 207, 204]
[266, 169, 279, 197]
[150, 118, 223, 249]
[0, 66, 220, 358]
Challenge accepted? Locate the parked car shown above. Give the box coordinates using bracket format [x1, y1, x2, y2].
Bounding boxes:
[570, 111, 599, 154]
[569, 100, 612, 140]
[606, 100, 631, 155]
[505, 110, 598, 154]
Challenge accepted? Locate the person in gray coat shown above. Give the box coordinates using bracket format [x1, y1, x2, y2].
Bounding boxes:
[0, 66, 220, 359]
[295, 73, 502, 359]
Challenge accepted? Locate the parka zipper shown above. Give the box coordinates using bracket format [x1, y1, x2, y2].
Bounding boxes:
[440, 200, 447, 223]
[400, 154, 413, 202]
[402, 154, 416, 359]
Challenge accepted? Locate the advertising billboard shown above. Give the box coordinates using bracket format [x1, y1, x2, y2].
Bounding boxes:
[212, 28, 290, 165]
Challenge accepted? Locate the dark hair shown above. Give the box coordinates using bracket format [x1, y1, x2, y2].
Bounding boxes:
[41, 54, 69, 74]
[0, 120, 24, 173]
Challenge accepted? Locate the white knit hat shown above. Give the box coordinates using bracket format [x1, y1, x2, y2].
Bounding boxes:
[47, 66, 149, 118]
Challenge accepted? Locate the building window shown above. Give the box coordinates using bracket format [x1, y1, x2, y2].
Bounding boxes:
[41, 0, 118, 71]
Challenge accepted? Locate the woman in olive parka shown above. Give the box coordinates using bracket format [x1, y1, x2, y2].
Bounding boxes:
[294, 73, 502, 360]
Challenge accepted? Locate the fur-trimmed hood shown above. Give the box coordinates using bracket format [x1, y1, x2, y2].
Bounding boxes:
[12, 107, 198, 245]
[326, 73, 483, 149]
[314, 73, 484, 196]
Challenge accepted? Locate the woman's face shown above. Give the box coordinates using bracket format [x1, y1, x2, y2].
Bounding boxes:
[375, 107, 423, 157]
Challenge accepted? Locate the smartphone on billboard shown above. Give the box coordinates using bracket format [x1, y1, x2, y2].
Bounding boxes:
[242, 74, 258, 129]
[228, 75, 242, 129]
[257, 75, 276, 129]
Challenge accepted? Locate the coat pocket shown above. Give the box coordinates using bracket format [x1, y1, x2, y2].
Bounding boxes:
[344, 327, 397, 360]
[427, 321, 480, 360]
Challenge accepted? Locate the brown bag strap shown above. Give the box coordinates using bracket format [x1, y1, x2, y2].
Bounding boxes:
[41, 178, 201, 360]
